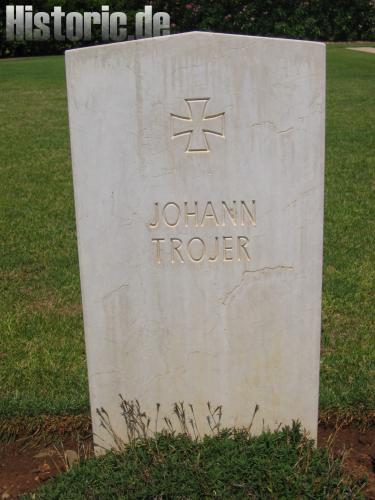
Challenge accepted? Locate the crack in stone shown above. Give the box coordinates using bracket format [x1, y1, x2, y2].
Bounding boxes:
[286, 184, 322, 208]
[277, 127, 294, 134]
[250, 121, 295, 135]
[103, 283, 129, 301]
[91, 369, 117, 378]
[219, 266, 294, 306]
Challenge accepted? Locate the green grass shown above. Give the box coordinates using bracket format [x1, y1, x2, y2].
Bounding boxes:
[25, 423, 365, 499]
[0, 46, 374, 420]
[0, 57, 87, 416]
[320, 45, 375, 417]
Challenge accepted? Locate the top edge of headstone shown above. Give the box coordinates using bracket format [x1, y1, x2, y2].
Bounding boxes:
[65, 31, 325, 59]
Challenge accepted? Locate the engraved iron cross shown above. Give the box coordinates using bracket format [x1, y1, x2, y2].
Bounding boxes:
[170, 98, 225, 153]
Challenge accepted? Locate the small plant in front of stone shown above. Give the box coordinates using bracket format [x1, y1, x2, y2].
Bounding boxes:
[96, 397, 254, 450]
[25, 399, 366, 499]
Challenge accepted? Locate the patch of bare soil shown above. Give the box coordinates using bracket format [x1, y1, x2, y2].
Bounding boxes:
[318, 425, 375, 499]
[0, 425, 374, 499]
[0, 437, 93, 499]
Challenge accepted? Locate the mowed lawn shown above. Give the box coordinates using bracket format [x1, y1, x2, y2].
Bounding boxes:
[0, 46, 374, 420]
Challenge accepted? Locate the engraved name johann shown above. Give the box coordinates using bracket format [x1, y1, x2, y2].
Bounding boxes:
[170, 98, 225, 153]
[148, 200, 256, 264]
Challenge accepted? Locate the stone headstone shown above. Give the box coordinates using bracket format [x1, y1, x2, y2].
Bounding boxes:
[65, 32, 325, 448]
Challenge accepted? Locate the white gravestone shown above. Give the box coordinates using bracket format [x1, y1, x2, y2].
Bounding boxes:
[65, 32, 325, 448]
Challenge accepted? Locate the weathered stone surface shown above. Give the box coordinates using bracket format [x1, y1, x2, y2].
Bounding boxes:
[66, 32, 326, 449]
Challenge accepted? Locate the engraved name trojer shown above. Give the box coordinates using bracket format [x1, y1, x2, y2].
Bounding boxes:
[148, 200, 256, 264]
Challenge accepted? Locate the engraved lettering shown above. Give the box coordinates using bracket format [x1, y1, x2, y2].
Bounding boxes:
[223, 236, 233, 261]
[184, 201, 199, 227]
[162, 202, 180, 227]
[238, 236, 251, 261]
[149, 202, 160, 228]
[187, 237, 205, 262]
[208, 236, 219, 262]
[148, 200, 256, 265]
[152, 238, 165, 264]
[200, 201, 220, 227]
[222, 201, 237, 226]
[171, 238, 184, 263]
[241, 200, 256, 226]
